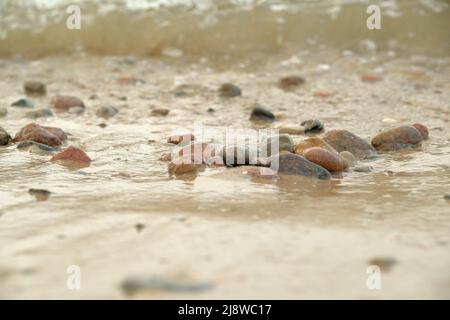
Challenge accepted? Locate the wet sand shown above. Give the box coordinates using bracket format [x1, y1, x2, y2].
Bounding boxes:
[0, 50, 449, 299]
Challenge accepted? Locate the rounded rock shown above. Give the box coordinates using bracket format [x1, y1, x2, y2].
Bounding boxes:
[303, 147, 347, 172]
[250, 105, 275, 122]
[13, 123, 67, 147]
[272, 153, 331, 180]
[51, 95, 85, 113]
[412, 123, 429, 140]
[371, 126, 423, 151]
[0, 127, 12, 146]
[295, 137, 339, 156]
[24, 81, 46, 97]
[50, 146, 91, 166]
[323, 129, 376, 159]
[218, 83, 241, 98]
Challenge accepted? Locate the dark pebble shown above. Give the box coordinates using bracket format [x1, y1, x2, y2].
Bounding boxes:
[207, 108, 215, 113]
[135, 223, 145, 233]
[150, 108, 170, 117]
[272, 153, 331, 180]
[250, 105, 275, 122]
[11, 98, 34, 108]
[17, 141, 59, 153]
[279, 76, 305, 90]
[0, 107, 7, 117]
[444, 194, 450, 201]
[301, 119, 324, 134]
[368, 257, 397, 272]
[96, 106, 118, 119]
[0, 127, 12, 145]
[26, 108, 53, 119]
[28, 189, 51, 201]
[120, 276, 213, 296]
[218, 83, 241, 98]
[24, 81, 46, 97]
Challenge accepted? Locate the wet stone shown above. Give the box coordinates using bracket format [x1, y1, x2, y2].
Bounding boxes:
[444, 194, 450, 201]
[323, 129, 376, 159]
[218, 83, 241, 98]
[17, 141, 59, 154]
[24, 81, 46, 97]
[96, 106, 118, 119]
[368, 257, 397, 272]
[0, 107, 7, 118]
[11, 98, 34, 108]
[120, 276, 213, 296]
[303, 147, 347, 172]
[371, 126, 423, 151]
[295, 137, 339, 156]
[250, 105, 275, 122]
[412, 123, 429, 140]
[354, 165, 373, 173]
[13, 123, 67, 147]
[28, 189, 51, 201]
[0, 127, 12, 145]
[279, 76, 305, 90]
[301, 119, 324, 134]
[51, 95, 86, 113]
[340, 151, 356, 167]
[167, 133, 195, 145]
[50, 146, 92, 168]
[168, 155, 203, 176]
[26, 108, 53, 119]
[150, 108, 170, 117]
[273, 153, 331, 180]
[264, 134, 294, 157]
[223, 145, 257, 166]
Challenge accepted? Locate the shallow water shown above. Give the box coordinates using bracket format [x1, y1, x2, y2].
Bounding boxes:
[0, 0, 450, 299]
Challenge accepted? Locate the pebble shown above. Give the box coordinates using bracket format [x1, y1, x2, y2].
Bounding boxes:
[26, 108, 53, 119]
[264, 134, 294, 157]
[444, 194, 450, 201]
[117, 75, 145, 85]
[354, 165, 373, 173]
[412, 123, 429, 140]
[250, 105, 275, 122]
[294, 137, 339, 156]
[301, 119, 324, 134]
[303, 147, 347, 172]
[272, 153, 331, 180]
[313, 90, 331, 98]
[241, 167, 278, 179]
[361, 74, 382, 82]
[223, 145, 257, 166]
[17, 141, 59, 154]
[173, 142, 218, 165]
[150, 108, 170, 117]
[274, 124, 305, 135]
[168, 155, 202, 176]
[13, 123, 67, 147]
[279, 76, 305, 90]
[24, 81, 46, 97]
[323, 129, 376, 159]
[0, 127, 12, 145]
[340, 151, 356, 167]
[218, 83, 241, 97]
[368, 257, 397, 272]
[11, 98, 34, 108]
[120, 276, 213, 296]
[96, 106, 118, 119]
[172, 84, 207, 97]
[0, 107, 7, 118]
[51, 95, 86, 113]
[28, 189, 51, 201]
[167, 133, 195, 145]
[50, 146, 92, 167]
[371, 126, 423, 151]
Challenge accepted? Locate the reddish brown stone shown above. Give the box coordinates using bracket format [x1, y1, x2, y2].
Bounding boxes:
[371, 126, 423, 151]
[168, 155, 203, 176]
[361, 74, 382, 82]
[412, 123, 429, 140]
[303, 147, 346, 172]
[323, 130, 376, 159]
[279, 76, 305, 89]
[313, 90, 331, 98]
[172, 142, 221, 165]
[51, 95, 85, 112]
[294, 137, 339, 156]
[50, 146, 91, 165]
[12, 123, 67, 147]
[167, 133, 195, 145]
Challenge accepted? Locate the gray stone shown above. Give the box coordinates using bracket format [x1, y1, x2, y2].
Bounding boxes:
[26, 108, 53, 119]
[11, 98, 34, 108]
[96, 106, 118, 119]
[0, 127, 11, 145]
[271, 153, 331, 180]
[264, 134, 294, 157]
